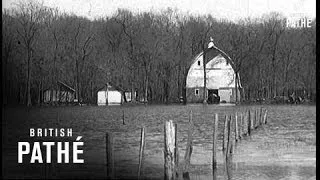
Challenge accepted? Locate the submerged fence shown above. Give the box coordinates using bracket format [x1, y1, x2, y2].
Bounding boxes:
[105, 107, 268, 179]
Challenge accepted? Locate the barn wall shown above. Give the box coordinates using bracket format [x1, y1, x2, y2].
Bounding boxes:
[186, 87, 205, 103]
[219, 88, 232, 102]
[187, 55, 235, 87]
[186, 53, 241, 103]
[186, 87, 240, 103]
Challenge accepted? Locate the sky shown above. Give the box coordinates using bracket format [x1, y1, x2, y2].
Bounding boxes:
[2, 0, 316, 21]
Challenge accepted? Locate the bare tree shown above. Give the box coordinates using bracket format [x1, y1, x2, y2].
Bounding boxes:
[13, 0, 48, 106]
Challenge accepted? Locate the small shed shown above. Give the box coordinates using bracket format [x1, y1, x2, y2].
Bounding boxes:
[97, 83, 124, 106]
[43, 81, 75, 103]
[124, 90, 137, 102]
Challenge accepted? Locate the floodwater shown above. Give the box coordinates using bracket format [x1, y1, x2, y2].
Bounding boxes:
[82, 105, 316, 179]
[187, 105, 315, 180]
[2, 104, 316, 179]
[112, 105, 316, 180]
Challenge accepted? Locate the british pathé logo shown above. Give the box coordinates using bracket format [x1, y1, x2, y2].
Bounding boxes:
[18, 128, 84, 164]
[286, 13, 313, 28]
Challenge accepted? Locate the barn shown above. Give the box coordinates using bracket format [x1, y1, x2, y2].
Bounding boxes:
[186, 40, 242, 104]
[97, 83, 124, 106]
[43, 81, 75, 103]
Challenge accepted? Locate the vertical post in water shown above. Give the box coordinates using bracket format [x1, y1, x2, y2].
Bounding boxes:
[212, 113, 218, 169]
[174, 123, 179, 178]
[138, 127, 146, 179]
[184, 111, 193, 163]
[106, 132, 114, 179]
[259, 107, 263, 126]
[247, 110, 251, 136]
[256, 109, 259, 128]
[235, 112, 238, 142]
[222, 115, 228, 153]
[254, 109, 257, 129]
[256, 108, 259, 126]
[251, 109, 254, 130]
[257, 109, 260, 127]
[243, 112, 247, 136]
[263, 109, 268, 124]
[239, 113, 243, 139]
[232, 114, 236, 153]
[164, 120, 177, 180]
[226, 115, 232, 159]
[183, 110, 194, 179]
[122, 109, 125, 125]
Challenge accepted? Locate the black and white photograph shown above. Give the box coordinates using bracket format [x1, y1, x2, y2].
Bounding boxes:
[2, 0, 316, 179]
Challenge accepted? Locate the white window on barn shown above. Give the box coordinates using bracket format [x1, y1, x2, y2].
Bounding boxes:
[195, 89, 199, 96]
[198, 61, 200, 66]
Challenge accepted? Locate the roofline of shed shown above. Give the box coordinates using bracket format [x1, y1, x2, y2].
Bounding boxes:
[57, 81, 76, 92]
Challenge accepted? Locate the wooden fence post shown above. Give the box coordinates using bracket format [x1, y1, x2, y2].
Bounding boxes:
[106, 132, 114, 179]
[247, 110, 251, 136]
[212, 113, 218, 169]
[254, 109, 257, 129]
[138, 127, 146, 179]
[243, 112, 247, 136]
[263, 109, 268, 124]
[251, 110, 255, 130]
[183, 110, 194, 179]
[258, 109, 260, 128]
[235, 112, 239, 142]
[222, 115, 228, 153]
[164, 120, 177, 180]
[257, 109, 260, 127]
[239, 113, 243, 139]
[122, 110, 125, 125]
[259, 108, 263, 126]
[174, 123, 179, 179]
[226, 115, 232, 159]
[232, 114, 236, 153]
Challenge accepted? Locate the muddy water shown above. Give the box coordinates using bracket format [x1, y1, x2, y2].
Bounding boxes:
[2, 105, 316, 179]
[184, 105, 316, 180]
[222, 105, 316, 180]
[108, 105, 316, 179]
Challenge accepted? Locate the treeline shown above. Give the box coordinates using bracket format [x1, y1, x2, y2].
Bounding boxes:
[2, 1, 316, 106]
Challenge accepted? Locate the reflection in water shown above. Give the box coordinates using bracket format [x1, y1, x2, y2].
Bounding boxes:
[224, 155, 233, 180]
[182, 172, 190, 180]
[212, 167, 217, 180]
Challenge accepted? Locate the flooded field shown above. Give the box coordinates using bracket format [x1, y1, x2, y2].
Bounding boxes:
[2, 104, 316, 179]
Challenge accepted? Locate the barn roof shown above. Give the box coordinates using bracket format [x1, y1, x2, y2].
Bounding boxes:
[187, 46, 242, 88]
[187, 47, 236, 72]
